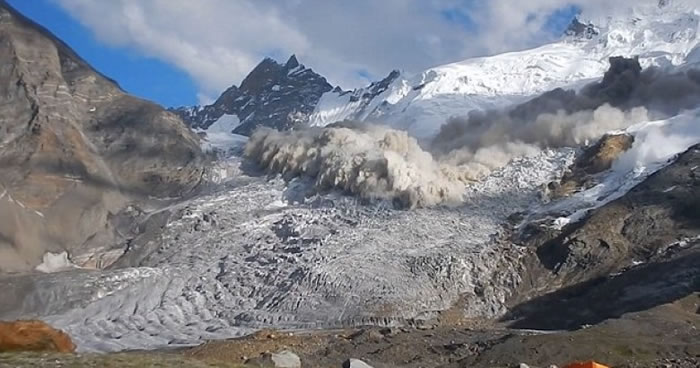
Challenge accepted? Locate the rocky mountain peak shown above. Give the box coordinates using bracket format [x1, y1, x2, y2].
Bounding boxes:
[347, 69, 401, 104]
[305, 68, 404, 127]
[174, 55, 333, 136]
[285, 54, 300, 69]
[0, 0, 119, 89]
[239, 57, 284, 95]
[0, 0, 205, 272]
[564, 17, 599, 39]
[211, 84, 240, 109]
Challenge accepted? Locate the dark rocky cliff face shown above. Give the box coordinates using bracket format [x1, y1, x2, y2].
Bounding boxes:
[508, 144, 700, 330]
[0, 0, 206, 273]
[173, 55, 333, 136]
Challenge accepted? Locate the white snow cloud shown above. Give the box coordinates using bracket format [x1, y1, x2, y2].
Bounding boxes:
[52, 0, 666, 101]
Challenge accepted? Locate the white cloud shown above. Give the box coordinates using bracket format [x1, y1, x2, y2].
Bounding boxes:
[54, 0, 308, 95]
[52, 0, 666, 104]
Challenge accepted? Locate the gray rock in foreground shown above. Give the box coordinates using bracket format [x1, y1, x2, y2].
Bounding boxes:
[246, 350, 301, 368]
[343, 358, 374, 368]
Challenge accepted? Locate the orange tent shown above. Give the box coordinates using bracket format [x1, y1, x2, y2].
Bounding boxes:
[563, 361, 610, 368]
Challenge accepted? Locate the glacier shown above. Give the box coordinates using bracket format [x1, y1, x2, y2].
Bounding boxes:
[4, 0, 700, 354]
[11, 104, 700, 352]
[25, 105, 700, 352]
[22, 147, 573, 352]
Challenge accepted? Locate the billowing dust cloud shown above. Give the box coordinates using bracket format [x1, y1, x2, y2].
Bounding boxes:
[246, 57, 700, 207]
[437, 105, 649, 168]
[433, 57, 700, 156]
[245, 123, 471, 208]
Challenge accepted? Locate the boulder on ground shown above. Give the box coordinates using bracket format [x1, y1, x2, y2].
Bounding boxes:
[245, 350, 301, 368]
[0, 320, 75, 353]
[343, 358, 375, 368]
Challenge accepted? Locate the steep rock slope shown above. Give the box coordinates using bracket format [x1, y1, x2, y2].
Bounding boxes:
[0, 1, 206, 273]
[508, 142, 700, 331]
[173, 55, 333, 136]
[308, 0, 700, 137]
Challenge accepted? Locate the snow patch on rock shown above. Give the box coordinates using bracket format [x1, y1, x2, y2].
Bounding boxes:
[197, 114, 248, 152]
[35, 252, 79, 273]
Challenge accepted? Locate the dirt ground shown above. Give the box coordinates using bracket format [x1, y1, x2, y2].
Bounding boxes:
[1, 295, 697, 367]
[179, 293, 699, 368]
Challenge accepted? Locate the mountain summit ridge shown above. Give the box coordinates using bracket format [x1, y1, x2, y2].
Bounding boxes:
[304, 0, 700, 137]
[181, 0, 699, 140]
[172, 54, 332, 136]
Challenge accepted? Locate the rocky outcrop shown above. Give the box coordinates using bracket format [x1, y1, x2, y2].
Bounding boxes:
[548, 134, 634, 198]
[565, 18, 599, 40]
[246, 350, 302, 368]
[173, 55, 333, 136]
[0, 320, 75, 353]
[341, 70, 401, 106]
[0, 1, 206, 273]
[510, 143, 700, 329]
[343, 358, 375, 368]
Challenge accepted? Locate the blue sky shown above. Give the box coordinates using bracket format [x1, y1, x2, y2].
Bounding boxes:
[7, 0, 198, 107]
[8, 0, 582, 108]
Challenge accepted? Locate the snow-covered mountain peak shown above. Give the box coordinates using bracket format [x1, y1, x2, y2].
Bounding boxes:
[178, 0, 699, 142]
[577, 0, 697, 25]
[306, 0, 700, 137]
[238, 54, 307, 95]
[576, 0, 699, 61]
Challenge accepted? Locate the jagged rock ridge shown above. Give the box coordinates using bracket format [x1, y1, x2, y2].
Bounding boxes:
[564, 17, 599, 39]
[173, 55, 333, 136]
